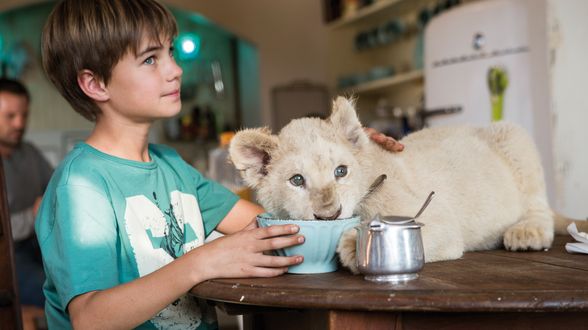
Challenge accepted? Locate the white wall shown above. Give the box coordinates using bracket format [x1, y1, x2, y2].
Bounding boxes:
[548, 0, 588, 218]
[164, 0, 329, 128]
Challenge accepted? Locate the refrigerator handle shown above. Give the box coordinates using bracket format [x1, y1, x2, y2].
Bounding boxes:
[420, 106, 463, 119]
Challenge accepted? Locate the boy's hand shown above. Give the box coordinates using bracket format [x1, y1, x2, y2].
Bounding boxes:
[193, 223, 304, 281]
[365, 127, 404, 152]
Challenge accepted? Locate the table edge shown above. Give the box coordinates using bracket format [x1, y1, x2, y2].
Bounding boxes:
[191, 281, 588, 312]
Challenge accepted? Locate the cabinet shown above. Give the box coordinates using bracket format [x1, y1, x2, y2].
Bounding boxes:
[324, 0, 466, 132]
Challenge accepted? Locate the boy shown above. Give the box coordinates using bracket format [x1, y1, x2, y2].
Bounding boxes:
[36, 0, 304, 329]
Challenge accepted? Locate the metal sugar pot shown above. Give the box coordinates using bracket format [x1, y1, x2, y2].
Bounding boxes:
[356, 192, 434, 283]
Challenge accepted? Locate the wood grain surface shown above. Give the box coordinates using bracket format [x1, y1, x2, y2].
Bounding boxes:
[0, 158, 23, 329]
[192, 235, 588, 313]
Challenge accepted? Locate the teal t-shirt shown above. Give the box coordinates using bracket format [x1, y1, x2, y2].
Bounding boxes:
[35, 143, 239, 329]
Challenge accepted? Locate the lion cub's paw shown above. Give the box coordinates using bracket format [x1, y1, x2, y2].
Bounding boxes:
[337, 228, 359, 274]
[503, 220, 554, 251]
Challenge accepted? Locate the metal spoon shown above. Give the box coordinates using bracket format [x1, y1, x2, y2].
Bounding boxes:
[414, 191, 435, 219]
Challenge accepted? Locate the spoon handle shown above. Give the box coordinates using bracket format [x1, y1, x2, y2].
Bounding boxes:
[414, 191, 435, 219]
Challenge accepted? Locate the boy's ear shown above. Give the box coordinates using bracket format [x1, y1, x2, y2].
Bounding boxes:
[228, 128, 278, 188]
[329, 96, 369, 148]
[77, 70, 109, 102]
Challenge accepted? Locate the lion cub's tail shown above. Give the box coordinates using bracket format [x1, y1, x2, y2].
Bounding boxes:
[554, 213, 588, 235]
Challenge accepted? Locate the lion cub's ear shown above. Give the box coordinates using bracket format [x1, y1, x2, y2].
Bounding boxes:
[329, 96, 369, 148]
[229, 127, 278, 188]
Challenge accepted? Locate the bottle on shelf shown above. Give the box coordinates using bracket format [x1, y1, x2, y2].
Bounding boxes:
[207, 131, 252, 201]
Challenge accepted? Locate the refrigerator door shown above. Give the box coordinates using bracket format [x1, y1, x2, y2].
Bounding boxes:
[424, 0, 534, 131]
[423, 0, 556, 205]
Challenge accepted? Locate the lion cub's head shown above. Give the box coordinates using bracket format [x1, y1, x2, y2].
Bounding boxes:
[229, 97, 373, 220]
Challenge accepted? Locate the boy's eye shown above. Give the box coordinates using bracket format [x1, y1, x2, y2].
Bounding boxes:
[289, 174, 305, 187]
[144, 56, 156, 65]
[334, 165, 348, 178]
[169, 47, 175, 57]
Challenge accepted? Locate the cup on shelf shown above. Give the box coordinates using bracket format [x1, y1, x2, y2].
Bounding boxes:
[368, 66, 395, 81]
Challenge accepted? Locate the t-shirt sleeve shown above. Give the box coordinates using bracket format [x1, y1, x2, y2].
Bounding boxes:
[40, 184, 119, 310]
[191, 170, 239, 237]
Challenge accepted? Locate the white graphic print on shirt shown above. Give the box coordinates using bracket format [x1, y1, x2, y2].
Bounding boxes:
[125, 191, 208, 329]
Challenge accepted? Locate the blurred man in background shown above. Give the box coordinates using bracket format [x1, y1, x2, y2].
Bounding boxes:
[0, 78, 52, 307]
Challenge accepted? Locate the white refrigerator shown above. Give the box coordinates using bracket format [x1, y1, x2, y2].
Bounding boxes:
[423, 0, 560, 212]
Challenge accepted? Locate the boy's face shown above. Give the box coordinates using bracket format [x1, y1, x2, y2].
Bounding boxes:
[105, 35, 183, 122]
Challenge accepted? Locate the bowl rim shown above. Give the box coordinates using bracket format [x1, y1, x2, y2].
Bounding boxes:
[256, 212, 360, 223]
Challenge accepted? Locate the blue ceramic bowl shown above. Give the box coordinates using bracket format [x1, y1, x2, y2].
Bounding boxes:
[256, 213, 360, 274]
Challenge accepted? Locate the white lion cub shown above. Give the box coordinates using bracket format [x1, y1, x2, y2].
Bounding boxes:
[229, 97, 558, 273]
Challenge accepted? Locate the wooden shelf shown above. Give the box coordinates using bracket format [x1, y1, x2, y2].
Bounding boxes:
[327, 0, 404, 29]
[340, 70, 423, 94]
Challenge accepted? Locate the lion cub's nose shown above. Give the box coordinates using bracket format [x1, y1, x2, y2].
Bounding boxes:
[313, 207, 342, 220]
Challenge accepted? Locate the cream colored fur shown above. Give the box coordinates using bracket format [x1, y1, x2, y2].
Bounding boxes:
[229, 97, 579, 273]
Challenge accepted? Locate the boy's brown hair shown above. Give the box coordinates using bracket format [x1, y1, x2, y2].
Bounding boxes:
[41, 0, 178, 121]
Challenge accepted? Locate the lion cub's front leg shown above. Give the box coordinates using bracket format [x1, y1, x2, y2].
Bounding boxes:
[337, 228, 359, 274]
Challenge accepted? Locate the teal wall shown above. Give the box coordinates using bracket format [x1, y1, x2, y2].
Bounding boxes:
[237, 39, 261, 128]
[172, 9, 237, 133]
[0, 2, 50, 79]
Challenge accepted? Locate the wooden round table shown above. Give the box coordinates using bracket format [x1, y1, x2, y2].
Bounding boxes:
[191, 236, 588, 329]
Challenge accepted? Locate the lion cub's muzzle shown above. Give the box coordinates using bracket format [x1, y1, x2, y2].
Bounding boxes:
[314, 206, 342, 220]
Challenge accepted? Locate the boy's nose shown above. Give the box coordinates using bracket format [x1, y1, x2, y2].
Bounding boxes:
[168, 60, 183, 81]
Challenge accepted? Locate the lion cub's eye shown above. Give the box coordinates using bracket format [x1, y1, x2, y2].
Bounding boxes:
[334, 165, 348, 178]
[289, 174, 305, 187]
